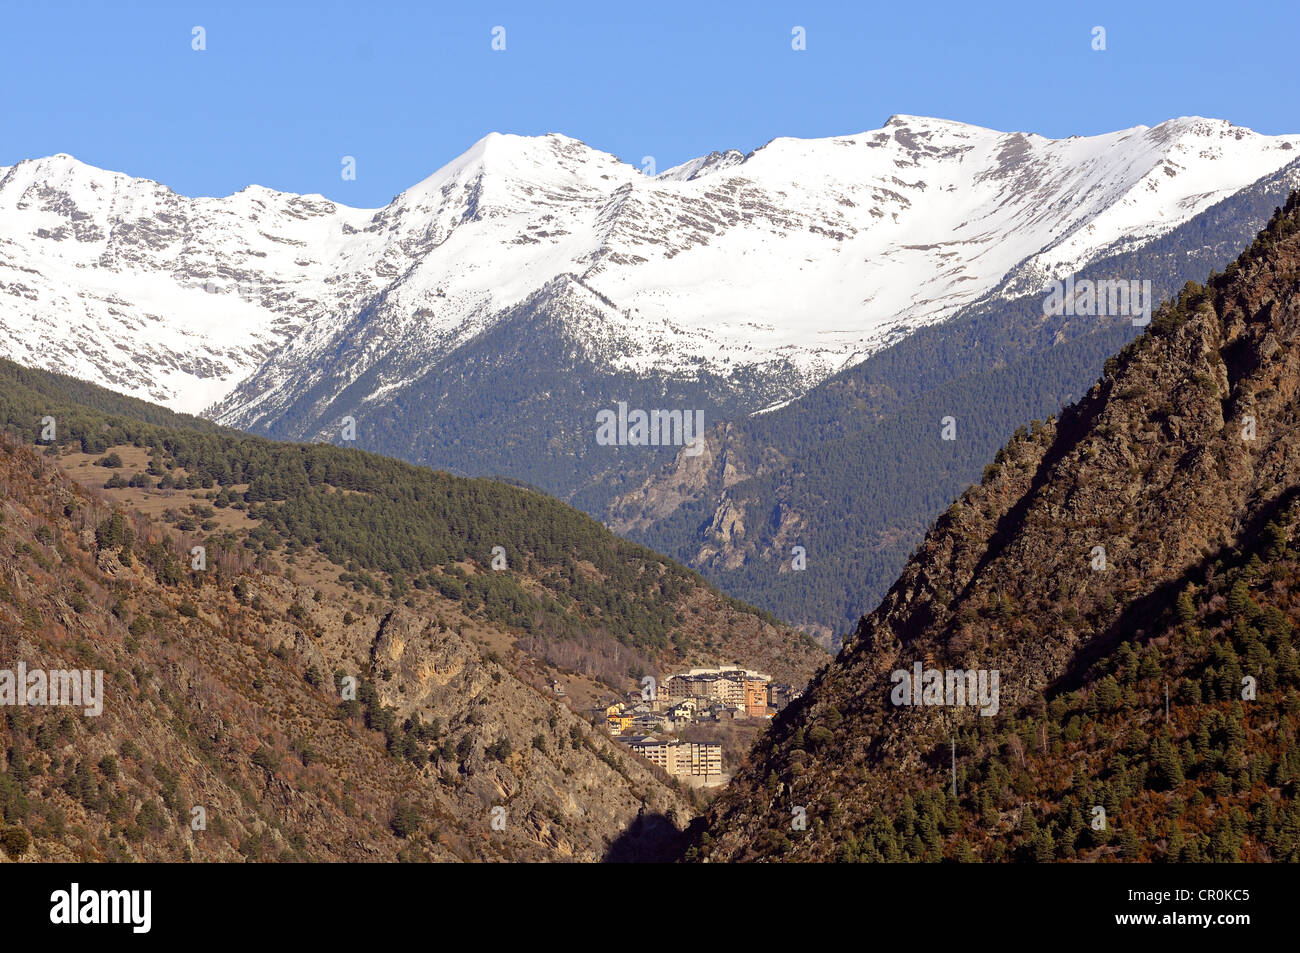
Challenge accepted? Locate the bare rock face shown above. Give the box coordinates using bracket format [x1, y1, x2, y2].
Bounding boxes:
[0, 436, 693, 864]
[608, 428, 736, 533]
[689, 196, 1300, 861]
[372, 608, 482, 714]
[705, 498, 747, 547]
[358, 607, 690, 861]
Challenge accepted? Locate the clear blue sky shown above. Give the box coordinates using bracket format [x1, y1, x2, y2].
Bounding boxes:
[2, 0, 1296, 207]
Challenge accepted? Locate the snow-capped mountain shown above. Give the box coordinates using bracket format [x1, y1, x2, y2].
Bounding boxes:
[1, 115, 1297, 475]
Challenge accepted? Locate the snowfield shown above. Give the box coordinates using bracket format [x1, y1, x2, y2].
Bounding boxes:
[0, 115, 1296, 419]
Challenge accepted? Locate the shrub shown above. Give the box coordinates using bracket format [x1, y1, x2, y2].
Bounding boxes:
[0, 825, 32, 858]
[251, 747, 279, 773]
[808, 726, 835, 750]
[390, 801, 422, 839]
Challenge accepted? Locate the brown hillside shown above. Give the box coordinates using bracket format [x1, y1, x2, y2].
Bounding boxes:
[0, 433, 694, 861]
[689, 195, 1300, 862]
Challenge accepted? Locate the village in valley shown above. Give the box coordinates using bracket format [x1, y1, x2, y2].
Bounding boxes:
[589, 666, 802, 788]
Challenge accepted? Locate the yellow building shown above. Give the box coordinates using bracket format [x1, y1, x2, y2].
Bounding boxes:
[607, 712, 634, 735]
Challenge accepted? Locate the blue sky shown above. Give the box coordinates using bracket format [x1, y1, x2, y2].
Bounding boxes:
[2, 0, 1297, 206]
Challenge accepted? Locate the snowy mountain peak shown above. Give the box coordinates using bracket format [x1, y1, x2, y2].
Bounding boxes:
[883, 113, 998, 133]
[2, 152, 125, 193]
[1, 117, 1298, 422]
[656, 150, 748, 182]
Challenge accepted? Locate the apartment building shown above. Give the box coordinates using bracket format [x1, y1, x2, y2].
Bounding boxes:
[617, 736, 724, 783]
[662, 666, 773, 716]
[744, 679, 769, 718]
[676, 741, 723, 777]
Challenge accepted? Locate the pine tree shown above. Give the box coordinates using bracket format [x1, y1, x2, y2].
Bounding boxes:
[1119, 826, 1141, 859]
[1094, 675, 1123, 712]
[1263, 521, 1288, 560]
[1149, 731, 1185, 790]
[1165, 823, 1185, 862]
[1029, 827, 1052, 862]
[1227, 580, 1253, 620]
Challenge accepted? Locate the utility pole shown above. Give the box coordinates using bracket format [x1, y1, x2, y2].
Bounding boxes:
[951, 736, 957, 797]
[1165, 682, 1169, 723]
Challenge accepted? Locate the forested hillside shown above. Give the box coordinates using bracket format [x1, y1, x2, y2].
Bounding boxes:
[0, 354, 824, 864]
[0, 429, 701, 861]
[694, 504, 1300, 862]
[685, 194, 1300, 862]
[613, 158, 1300, 643]
[0, 358, 823, 687]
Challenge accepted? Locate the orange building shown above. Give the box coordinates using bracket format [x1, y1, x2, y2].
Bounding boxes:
[744, 678, 769, 718]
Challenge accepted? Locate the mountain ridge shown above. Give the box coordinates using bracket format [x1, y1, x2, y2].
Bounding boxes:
[684, 192, 1300, 862]
[3, 115, 1296, 420]
[609, 154, 1300, 642]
